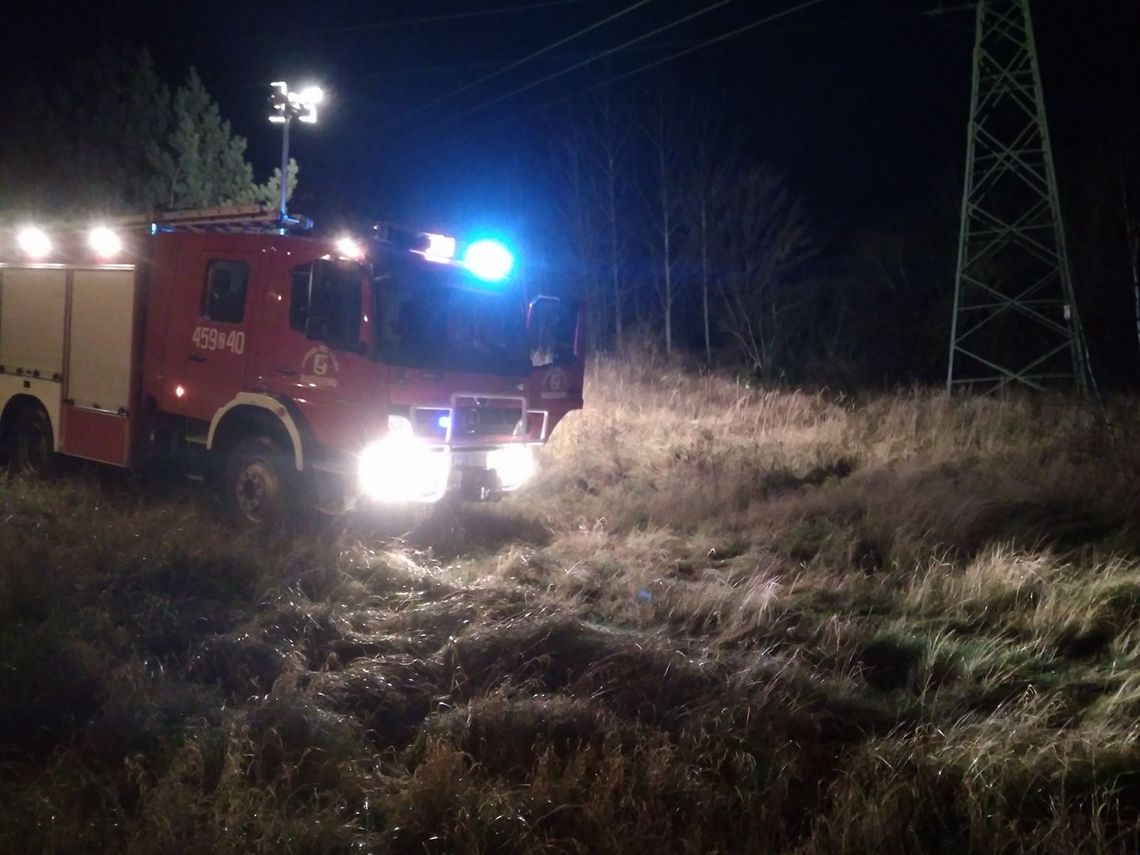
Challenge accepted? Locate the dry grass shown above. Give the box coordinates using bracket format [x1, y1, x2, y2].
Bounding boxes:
[2, 354, 1140, 852]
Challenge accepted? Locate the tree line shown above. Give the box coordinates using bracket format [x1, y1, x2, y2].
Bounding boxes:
[541, 87, 964, 384]
[4, 51, 1134, 388]
[538, 68, 1140, 388]
[0, 50, 295, 218]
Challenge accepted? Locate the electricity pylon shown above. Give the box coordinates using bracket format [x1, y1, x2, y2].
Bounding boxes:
[947, 0, 1091, 393]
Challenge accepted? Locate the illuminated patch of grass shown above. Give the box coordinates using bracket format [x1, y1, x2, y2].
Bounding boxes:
[3, 358, 1140, 850]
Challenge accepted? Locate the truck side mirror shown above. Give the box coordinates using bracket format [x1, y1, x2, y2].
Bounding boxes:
[527, 295, 578, 367]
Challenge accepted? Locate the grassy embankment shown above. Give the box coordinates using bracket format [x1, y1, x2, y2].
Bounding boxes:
[2, 356, 1140, 853]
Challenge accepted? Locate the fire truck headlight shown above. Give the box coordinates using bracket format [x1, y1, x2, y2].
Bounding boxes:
[88, 226, 122, 258]
[358, 436, 450, 503]
[463, 239, 514, 282]
[17, 226, 52, 260]
[488, 444, 536, 491]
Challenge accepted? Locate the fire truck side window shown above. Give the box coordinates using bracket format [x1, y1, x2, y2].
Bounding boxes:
[289, 260, 362, 347]
[203, 260, 249, 324]
[289, 265, 312, 332]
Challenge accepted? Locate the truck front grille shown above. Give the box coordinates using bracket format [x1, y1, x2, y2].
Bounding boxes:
[412, 405, 523, 440]
[454, 405, 522, 437]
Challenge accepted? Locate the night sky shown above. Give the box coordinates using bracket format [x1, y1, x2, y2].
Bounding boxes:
[7, 1, 1125, 221]
[4, 0, 1139, 378]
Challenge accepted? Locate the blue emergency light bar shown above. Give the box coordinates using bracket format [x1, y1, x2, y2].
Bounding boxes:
[369, 223, 516, 282]
[463, 239, 514, 282]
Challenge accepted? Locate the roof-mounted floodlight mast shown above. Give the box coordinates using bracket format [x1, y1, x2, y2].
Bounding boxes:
[268, 81, 323, 228]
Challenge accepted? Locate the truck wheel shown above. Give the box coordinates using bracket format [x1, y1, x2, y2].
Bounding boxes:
[223, 435, 294, 528]
[11, 405, 56, 476]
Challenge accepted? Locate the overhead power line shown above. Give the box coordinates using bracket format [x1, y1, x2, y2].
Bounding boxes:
[449, 0, 738, 122]
[506, 0, 828, 122]
[309, 6, 945, 83]
[402, 0, 657, 121]
[920, 3, 975, 15]
[572, 0, 828, 95]
[266, 0, 590, 40]
[389, 0, 828, 163]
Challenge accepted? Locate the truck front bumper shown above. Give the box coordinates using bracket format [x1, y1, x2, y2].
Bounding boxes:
[324, 442, 538, 511]
[448, 445, 537, 501]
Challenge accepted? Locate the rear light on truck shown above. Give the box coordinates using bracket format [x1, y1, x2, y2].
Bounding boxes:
[10, 224, 123, 260]
[88, 226, 122, 258]
[88, 224, 123, 257]
[17, 226, 52, 259]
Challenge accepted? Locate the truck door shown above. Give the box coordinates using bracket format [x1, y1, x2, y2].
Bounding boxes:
[525, 295, 584, 439]
[253, 257, 377, 453]
[162, 237, 260, 421]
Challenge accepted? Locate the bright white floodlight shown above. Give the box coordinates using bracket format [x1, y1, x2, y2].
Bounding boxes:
[269, 81, 322, 125]
[88, 226, 122, 258]
[268, 80, 325, 222]
[17, 226, 52, 259]
[295, 86, 324, 123]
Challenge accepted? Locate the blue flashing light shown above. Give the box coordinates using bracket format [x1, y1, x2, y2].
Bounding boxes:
[463, 239, 515, 282]
[437, 415, 451, 430]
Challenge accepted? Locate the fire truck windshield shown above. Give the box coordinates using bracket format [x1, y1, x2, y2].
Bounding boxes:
[372, 256, 529, 376]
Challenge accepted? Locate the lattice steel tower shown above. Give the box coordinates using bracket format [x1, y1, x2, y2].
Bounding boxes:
[947, 0, 1090, 393]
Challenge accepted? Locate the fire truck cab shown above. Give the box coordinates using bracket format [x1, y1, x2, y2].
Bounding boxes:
[0, 206, 584, 524]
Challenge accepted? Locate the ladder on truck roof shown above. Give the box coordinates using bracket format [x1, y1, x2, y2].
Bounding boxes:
[116, 204, 312, 233]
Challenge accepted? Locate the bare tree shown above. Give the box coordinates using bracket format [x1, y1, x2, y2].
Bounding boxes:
[548, 113, 605, 351]
[639, 96, 686, 358]
[593, 87, 633, 354]
[545, 89, 635, 354]
[717, 168, 813, 375]
[681, 104, 737, 364]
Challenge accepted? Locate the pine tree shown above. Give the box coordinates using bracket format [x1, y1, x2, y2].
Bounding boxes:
[249, 159, 300, 210]
[0, 53, 298, 216]
[155, 69, 256, 209]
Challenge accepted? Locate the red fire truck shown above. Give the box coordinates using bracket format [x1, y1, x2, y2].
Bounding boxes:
[0, 205, 583, 524]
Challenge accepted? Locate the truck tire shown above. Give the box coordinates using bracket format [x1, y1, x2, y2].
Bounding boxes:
[10, 405, 57, 476]
[223, 435, 295, 528]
